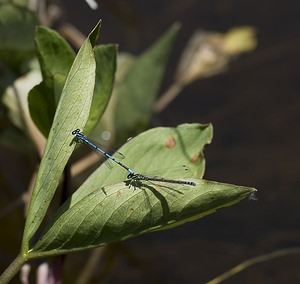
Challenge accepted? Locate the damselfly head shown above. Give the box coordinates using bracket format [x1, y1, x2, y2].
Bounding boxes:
[72, 129, 81, 135]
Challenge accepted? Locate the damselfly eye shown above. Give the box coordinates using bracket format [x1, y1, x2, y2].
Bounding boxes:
[72, 129, 80, 135]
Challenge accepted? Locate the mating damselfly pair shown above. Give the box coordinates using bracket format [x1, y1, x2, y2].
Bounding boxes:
[72, 129, 196, 187]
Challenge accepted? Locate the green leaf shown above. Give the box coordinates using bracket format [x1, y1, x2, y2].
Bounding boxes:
[21, 22, 99, 254]
[28, 73, 67, 137]
[34, 26, 75, 80]
[88, 20, 101, 47]
[28, 80, 56, 136]
[74, 123, 213, 204]
[113, 23, 181, 142]
[84, 44, 117, 133]
[0, 3, 38, 69]
[25, 123, 252, 257]
[28, 124, 255, 256]
[30, 181, 255, 257]
[28, 27, 76, 137]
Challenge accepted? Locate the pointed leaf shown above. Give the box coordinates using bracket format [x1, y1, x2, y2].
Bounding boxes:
[88, 20, 101, 47]
[113, 23, 181, 141]
[29, 178, 255, 257]
[22, 26, 98, 253]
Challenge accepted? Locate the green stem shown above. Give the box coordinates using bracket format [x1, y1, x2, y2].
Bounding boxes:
[0, 254, 25, 284]
[207, 247, 300, 284]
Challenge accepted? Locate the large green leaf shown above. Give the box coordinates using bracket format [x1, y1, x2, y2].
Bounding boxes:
[70, 123, 213, 205]
[27, 123, 256, 257]
[29, 179, 255, 257]
[21, 21, 101, 255]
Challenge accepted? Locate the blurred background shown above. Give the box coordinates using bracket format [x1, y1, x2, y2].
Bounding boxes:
[1, 0, 299, 283]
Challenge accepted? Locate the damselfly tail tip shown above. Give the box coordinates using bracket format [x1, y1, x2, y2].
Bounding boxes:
[248, 191, 258, 201]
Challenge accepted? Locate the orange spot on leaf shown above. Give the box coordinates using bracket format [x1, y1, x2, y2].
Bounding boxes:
[165, 136, 176, 148]
[191, 153, 200, 163]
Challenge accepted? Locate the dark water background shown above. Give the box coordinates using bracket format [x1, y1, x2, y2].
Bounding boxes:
[1, 0, 299, 283]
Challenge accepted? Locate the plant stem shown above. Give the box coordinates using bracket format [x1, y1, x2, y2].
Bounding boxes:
[153, 82, 183, 113]
[207, 247, 300, 284]
[0, 254, 25, 284]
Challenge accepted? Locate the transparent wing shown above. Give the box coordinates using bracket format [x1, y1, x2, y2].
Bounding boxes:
[76, 137, 125, 169]
[140, 165, 193, 179]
